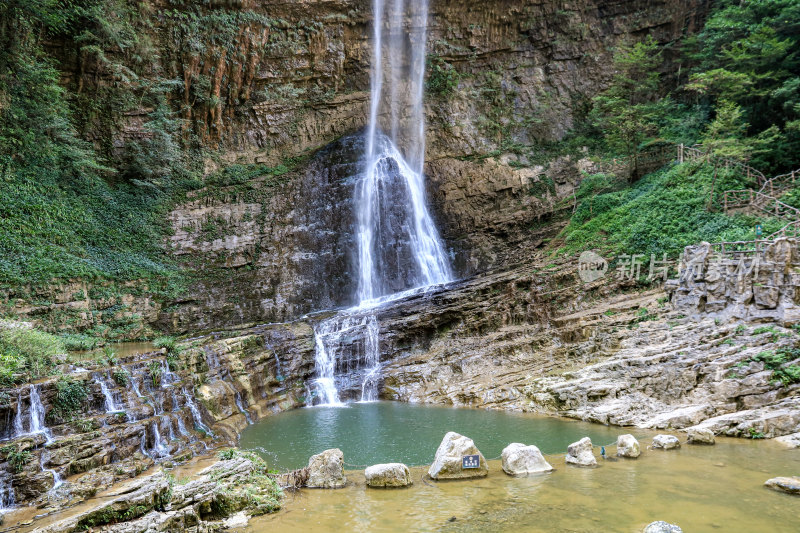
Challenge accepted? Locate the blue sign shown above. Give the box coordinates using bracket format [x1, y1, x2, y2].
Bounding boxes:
[462, 454, 480, 469]
[756, 224, 763, 237]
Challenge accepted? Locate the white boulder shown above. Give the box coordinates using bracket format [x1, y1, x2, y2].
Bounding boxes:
[651, 434, 681, 450]
[616, 434, 641, 458]
[644, 521, 683, 533]
[428, 432, 488, 480]
[306, 448, 346, 488]
[365, 463, 412, 488]
[501, 443, 554, 476]
[686, 427, 715, 445]
[565, 437, 597, 467]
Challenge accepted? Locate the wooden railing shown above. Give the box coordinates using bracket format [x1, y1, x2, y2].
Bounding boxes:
[709, 240, 767, 257]
[768, 220, 800, 241]
[758, 168, 800, 197]
[722, 190, 800, 222]
[678, 144, 767, 185]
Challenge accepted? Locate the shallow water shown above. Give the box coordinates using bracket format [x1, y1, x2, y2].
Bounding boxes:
[239, 402, 799, 533]
[238, 402, 641, 469]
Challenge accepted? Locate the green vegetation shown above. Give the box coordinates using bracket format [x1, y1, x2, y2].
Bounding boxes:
[751, 346, 800, 385]
[426, 55, 460, 98]
[0, 323, 65, 385]
[147, 359, 163, 388]
[561, 163, 781, 258]
[50, 377, 89, 421]
[112, 369, 131, 386]
[0, 444, 33, 472]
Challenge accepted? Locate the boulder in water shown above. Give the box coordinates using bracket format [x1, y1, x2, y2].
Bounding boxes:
[306, 448, 347, 488]
[428, 432, 488, 480]
[644, 521, 683, 533]
[365, 463, 412, 487]
[616, 434, 641, 458]
[651, 435, 681, 450]
[565, 437, 596, 467]
[686, 427, 715, 445]
[764, 476, 800, 495]
[501, 443, 554, 476]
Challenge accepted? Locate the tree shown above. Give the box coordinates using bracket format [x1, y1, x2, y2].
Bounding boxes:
[590, 36, 664, 181]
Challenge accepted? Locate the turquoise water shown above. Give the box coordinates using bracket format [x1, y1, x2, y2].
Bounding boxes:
[238, 401, 645, 469]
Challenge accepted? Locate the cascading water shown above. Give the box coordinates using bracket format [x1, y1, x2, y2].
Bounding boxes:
[311, 0, 451, 405]
[95, 376, 119, 413]
[27, 385, 52, 442]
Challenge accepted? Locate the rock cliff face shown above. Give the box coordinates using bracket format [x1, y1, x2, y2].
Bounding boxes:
[157, 0, 707, 330]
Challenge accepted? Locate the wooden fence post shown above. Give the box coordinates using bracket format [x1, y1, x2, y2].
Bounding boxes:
[678, 144, 684, 163]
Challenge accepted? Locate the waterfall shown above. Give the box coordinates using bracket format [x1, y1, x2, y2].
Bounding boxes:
[28, 385, 52, 442]
[310, 0, 451, 405]
[234, 391, 253, 424]
[183, 389, 213, 436]
[12, 392, 24, 437]
[0, 471, 14, 511]
[95, 376, 119, 413]
[151, 422, 168, 458]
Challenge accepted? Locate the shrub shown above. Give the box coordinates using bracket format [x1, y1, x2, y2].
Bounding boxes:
[0, 323, 65, 384]
[0, 444, 32, 472]
[51, 377, 88, 421]
[112, 369, 130, 386]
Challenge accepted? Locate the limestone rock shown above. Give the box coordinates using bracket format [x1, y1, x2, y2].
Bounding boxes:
[364, 463, 412, 488]
[501, 443, 554, 476]
[616, 434, 641, 458]
[644, 521, 683, 533]
[565, 437, 597, 467]
[686, 427, 715, 445]
[764, 476, 800, 495]
[306, 448, 346, 488]
[428, 432, 488, 480]
[774, 433, 800, 448]
[651, 435, 681, 450]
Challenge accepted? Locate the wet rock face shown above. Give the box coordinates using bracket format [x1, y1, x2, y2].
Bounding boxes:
[428, 432, 488, 480]
[306, 448, 347, 489]
[565, 437, 596, 467]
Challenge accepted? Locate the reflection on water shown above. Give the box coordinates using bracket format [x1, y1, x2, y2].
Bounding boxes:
[239, 403, 799, 533]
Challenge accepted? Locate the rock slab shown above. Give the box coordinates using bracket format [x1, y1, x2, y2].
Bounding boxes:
[764, 476, 800, 495]
[616, 434, 641, 458]
[686, 427, 715, 445]
[365, 463, 412, 488]
[651, 435, 681, 450]
[501, 443, 554, 476]
[644, 521, 683, 533]
[565, 437, 597, 467]
[428, 432, 488, 480]
[306, 448, 347, 488]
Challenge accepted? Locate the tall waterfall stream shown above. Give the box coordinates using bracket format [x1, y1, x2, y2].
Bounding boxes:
[311, 0, 451, 405]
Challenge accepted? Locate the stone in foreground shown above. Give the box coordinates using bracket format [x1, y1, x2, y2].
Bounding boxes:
[686, 427, 715, 445]
[764, 476, 800, 495]
[644, 521, 683, 533]
[501, 443, 554, 476]
[774, 433, 800, 448]
[428, 432, 488, 480]
[565, 437, 597, 467]
[365, 463, 412, 488]
[616, 434, 641, 458]
[306, 448, 347, 488]
[651, 435, 681, 450]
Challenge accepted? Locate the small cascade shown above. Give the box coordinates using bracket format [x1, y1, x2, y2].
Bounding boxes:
[40, 451, 63, 491]
[95, 376, 119, 413]
[176, 412, 190, 437]
[203, 346, 220, 370]
[272, 352, 285, 381]
[139, 431, 150, 458]
[166, 416, 176, 441]
[311, 313, 382, 404]
[183, 389, 213, 436]
[150, 422, 169, 458]
[28, 385, 52, 442]
[161, 360, 179, 386]
[12, 391, 24, 437]
[0, 470, 14, 511]
[234, 392, 253, 424]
